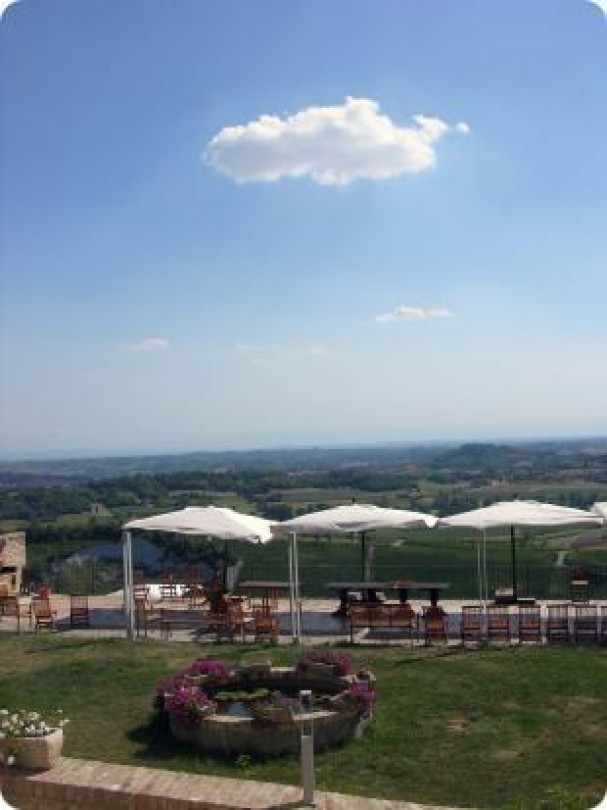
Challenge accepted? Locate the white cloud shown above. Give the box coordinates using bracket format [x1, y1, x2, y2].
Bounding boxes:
[205, 97, 470, 186]
[250, 357, 270, 366]
[587, 0, 607, 19]
[234, 342, 257, 353]
[126, 337, 170, 353]
[0, 0, 19, 20]
[376, 305, 454, 324]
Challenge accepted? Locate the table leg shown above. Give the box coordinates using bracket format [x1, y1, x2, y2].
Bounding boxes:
[333, 589, 349, 618]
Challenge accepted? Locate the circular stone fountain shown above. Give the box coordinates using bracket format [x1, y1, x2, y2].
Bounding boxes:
[156, 659, 375, 758]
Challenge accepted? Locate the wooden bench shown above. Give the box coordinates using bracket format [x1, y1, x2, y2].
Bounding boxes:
[348, 603, 417, 643]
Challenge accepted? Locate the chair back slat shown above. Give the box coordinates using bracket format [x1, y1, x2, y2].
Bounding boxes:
[518, 604, 541, 643]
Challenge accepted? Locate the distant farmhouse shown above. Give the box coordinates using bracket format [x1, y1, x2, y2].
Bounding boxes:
[91, 502, 112, 517]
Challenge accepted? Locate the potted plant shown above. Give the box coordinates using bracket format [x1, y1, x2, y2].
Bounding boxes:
[165, 690, 216, 729]
[0, 709, 68, 771]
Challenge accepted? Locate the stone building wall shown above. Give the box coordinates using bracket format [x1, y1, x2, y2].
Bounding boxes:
[0, 531, 26, 594]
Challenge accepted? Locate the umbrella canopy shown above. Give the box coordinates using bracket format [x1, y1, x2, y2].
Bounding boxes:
[592, 502, 607, 520]
[275, 502, 437, 589]
[121, 507, 274, 639]
[274, 502, 438, 535]
[124, 505, 273, 542]
[439, 500, 602, 602]
[440, 500, 602, 530]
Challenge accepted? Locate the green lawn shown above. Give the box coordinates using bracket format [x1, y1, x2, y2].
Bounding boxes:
[0, 635, 604, 809]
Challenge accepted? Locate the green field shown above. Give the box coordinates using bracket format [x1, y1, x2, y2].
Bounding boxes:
[0, 635, 605, 809]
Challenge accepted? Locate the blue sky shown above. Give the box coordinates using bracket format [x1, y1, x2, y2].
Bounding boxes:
[1, 0, 606, 457]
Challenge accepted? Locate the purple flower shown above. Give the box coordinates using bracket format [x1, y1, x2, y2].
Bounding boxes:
[165, 689, 216, 726]
[338, 683, 375, 718]
[186, 659, 231, 678]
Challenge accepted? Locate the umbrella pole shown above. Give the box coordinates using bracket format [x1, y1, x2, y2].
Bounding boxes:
[483, 529, 489, 605]
[223, 537, 228, 593]
[510, 525, 517, 601]
[122, 530, 135, 640]
[361, 532, 366, 581]
[476, 535, 483, 607]
[293, 532, 302, 641]
[288, 533, 296, 643]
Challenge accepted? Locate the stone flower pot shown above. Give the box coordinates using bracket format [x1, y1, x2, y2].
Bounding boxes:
[12, 728, 63, 771]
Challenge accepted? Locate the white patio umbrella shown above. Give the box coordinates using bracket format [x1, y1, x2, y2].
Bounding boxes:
[592, 502, 607, 520]
[274, 503, 438, 640]
[122, 506, 273, 639]
[439, 500, 602, 604]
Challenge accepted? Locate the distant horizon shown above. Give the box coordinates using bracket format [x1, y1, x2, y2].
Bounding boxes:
[1, 432, 606, 464]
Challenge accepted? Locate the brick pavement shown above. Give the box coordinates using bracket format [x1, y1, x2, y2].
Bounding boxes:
[3, 757, 463, 809]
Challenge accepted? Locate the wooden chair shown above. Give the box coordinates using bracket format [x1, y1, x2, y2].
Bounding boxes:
[0, 596, 26, 633]
[133, 583, 150, 603]
[546, 604, 570, 643]
[388, 603, 417, 644]
[20, 568, 33, 595]
[69, 595, 90, 628]
[602, 605, 607, 643]
[252, 606, 280, 644]
[349, 603, 373, 643]
[461, 605, 483, 645]
[134, 597, 162, 638]
[518, 604, 541, 644]
[570, 567, 590, 603]
[0, 586, 10, 619]
[422, 606, 447, 645]
[32, 597, 57, 631]
[215, 601, 254, 643]
[160, 567, 178, 601]
[487, 605, 511, 644]
[573, 604, 598, 644]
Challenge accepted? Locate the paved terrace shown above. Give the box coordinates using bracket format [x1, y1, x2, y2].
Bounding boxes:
[3, 756, 463, 810]
[1, 593, 604, 643]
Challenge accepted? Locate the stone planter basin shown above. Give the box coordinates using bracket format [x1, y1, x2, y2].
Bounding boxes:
[9, 728, 63, 771]
[170, 704, 360, 758]
[166, 665, 367, 758]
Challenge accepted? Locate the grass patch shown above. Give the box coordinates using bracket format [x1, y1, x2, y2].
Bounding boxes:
[0, 635, 605, 808]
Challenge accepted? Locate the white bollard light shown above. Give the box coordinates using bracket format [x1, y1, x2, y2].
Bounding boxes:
[299, 689, 315, 805]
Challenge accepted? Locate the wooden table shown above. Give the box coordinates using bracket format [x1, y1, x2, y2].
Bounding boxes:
[326, 581, 392, 617]
[237, 580, 290, 611]
[326, 580, 451, 616]
[390, 581, 451, 608]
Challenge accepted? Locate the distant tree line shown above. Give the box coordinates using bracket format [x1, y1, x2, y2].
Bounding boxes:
[1, 446, 605, 523]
